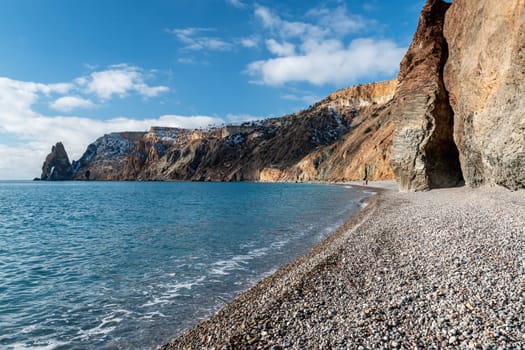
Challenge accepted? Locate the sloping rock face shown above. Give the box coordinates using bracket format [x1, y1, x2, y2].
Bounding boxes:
[71, 132, 145, 180]
[390, 0, 463, 192]
[263, 97, 396, 182]
[444, 0, 525, 190]
[47, 80, 397, 182]
[130, 80, 396, 182]
[40, 142, 73, 180]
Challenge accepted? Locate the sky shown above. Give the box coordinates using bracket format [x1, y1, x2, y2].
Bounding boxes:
[0, 0, 425, 179]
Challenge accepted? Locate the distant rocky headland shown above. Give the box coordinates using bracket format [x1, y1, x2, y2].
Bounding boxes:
[39, 0, 525, 191]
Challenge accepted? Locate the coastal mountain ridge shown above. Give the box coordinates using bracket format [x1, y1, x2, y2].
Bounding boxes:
[40, 0, 525, 191]
[41, 79, 397, 183]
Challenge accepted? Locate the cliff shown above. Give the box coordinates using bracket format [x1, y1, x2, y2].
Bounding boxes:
[390, 0, 463, 191]
[41, 80, 397, 182]
[70, 132, 145, 180]
[390, 0, 524, 191]
[443, 0, 525, 190]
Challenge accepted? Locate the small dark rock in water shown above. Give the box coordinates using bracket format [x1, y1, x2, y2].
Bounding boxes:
[33, 177, 41, 181]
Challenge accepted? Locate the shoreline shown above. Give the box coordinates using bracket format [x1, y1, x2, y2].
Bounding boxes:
[158, 182, 389, 349]
[159, 183, 524, 349]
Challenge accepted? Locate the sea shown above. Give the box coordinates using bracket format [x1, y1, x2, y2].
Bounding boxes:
[0, 181, 371, 350]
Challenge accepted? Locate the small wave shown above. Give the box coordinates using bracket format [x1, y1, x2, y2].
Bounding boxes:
[210, 260, 245, 275]
[73, 309, 133, 341]
[9, 340, 68, 350]
[210, 246, 273, 276]
[141, 276, 206, 307]
[141, 311, 167, 319]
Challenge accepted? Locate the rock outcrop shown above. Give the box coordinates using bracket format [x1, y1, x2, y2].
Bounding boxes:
[444, 0, 525, 190]
[71, 132, 144, 180]
[390, 0, 463, 192]
[40, 142, 73, 180]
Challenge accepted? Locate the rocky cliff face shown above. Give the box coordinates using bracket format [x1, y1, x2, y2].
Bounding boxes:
[444, 0, 525, 190]
[40, 142, 72, 180]
[122, 79, 398, 182]
[70, 132, 145, 180]
[391, 0, 524, 191]
[40, 80, 397, 182]
[390, 0, 463, 191]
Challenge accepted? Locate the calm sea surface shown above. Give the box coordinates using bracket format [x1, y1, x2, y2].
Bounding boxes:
[0, 181, 370, 349]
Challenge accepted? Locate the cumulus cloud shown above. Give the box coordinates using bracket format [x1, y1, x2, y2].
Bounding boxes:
[167, 27, 232, 51]
[50, 96, 95, 112]
[247, 38, 406, 86]
[81, 65, 169, 100]
[247, 5, 405, 86]
[0, 76, 224, 180]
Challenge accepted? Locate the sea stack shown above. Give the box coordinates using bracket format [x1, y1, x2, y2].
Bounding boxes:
[40, 142, 73, 180]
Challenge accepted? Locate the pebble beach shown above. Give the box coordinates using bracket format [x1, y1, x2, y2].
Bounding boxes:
[160, 183, 525, 349]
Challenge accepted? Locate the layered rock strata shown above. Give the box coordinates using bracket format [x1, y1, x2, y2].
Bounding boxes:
[444, 0, 525, 190]
[390, 0, 463, 192]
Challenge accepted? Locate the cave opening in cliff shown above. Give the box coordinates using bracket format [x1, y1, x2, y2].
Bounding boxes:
[424, 37, 464, 189]
[424, 96, 464, 189]
[425, 37, 465, 188]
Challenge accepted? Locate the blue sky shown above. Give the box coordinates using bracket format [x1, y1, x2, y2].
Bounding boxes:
[0, 0, 425, 179]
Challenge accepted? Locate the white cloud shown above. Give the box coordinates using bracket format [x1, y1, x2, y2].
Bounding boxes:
[50, 96, 95, 112]
[240, 36, 259, 48]
[226, 0, 245, 9]
[247, 5, 405, 86]
[308, 6, 368, 36]
[225, 113, 262, 124]
[167, 27, 232, 51]
[282, 93, 320, 105]
[178, 57, 195, 64]
[247, 38, 405, 86]
[0, 76, 226, 180]
[265, 39, 295, 56]
[254, 5, 326, 39]
[0, 144, 42, 180]
[83, 65, 169, 100]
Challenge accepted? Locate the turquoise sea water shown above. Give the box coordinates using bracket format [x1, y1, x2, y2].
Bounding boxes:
[0, 181, 369, 349]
